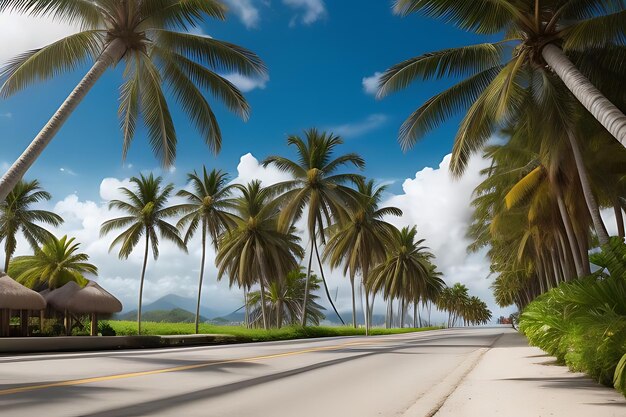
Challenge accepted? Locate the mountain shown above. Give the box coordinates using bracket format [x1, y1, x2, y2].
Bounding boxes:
[123, 294, 221, 318]
[209, 311, 246, 325]
[116, 308, 208, 323]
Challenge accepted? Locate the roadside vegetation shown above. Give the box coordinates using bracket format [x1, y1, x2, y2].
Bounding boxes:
[103, 321, 442, 341]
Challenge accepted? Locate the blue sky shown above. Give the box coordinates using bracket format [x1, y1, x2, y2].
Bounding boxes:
[0, 1, 520, 319]
[0, 0, 494, 200]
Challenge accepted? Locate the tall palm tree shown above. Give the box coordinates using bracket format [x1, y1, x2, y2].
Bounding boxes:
[9, 235, 96, 290]
[100, 173, 186, 334]
[368, 226, 435, 328]
[174, 167, 237, 334]
[263, 129, 365, 325]
[380, 0, 626, 153]
[215, 181, 304, 330]
[380, 0, 625, 246]
[246, 269, 325, 328]
[0, 0, 266, 202]
[0, 179, 63, 272]
[438, 283, 470, 328]
[323, 179, 402, 330]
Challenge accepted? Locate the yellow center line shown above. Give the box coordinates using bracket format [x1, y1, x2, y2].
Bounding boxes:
[0, 337, 399, 396]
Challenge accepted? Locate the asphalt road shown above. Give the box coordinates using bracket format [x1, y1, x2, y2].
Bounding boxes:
[0, 327, 506, 417]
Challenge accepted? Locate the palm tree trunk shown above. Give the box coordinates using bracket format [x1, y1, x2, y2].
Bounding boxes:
[542, 44, 626, 147]
[556, 231, 573, 281]
[364, 284, 370, 336]
[138, 233, 150, 335]
[615, 201, 625, 238]
[276, 298, 283, 329]
[556, 191, 584, 276]
[577, 228, 592, 275]
[194, 224, 207, 334]
[313, 238, 345, 325]
[0, 40, 126, 203]
[413, 302, 417, 328]
[244, 286, 250, 328]
[300, 238, 314, 326]
[567, 130, 610, 246]
[259, 281, 268, 330]
[350, 276, 357, 328]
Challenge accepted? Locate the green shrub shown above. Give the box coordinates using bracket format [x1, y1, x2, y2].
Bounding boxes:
[98, 321, 116, 336]
[519, 237, 626, 396]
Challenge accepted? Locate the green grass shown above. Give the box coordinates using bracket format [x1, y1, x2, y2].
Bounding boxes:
[105, 320, 441, 342]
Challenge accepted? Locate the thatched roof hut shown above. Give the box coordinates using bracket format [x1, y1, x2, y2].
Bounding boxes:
[0, 273, 46, 337]
[0, 273, 46, 310]
[45, 281, 122, 335]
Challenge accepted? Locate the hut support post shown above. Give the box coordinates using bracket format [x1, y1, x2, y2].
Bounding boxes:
[20, 310, 28, 336]
[64, 310, 71, 336]
[0, 309, 5, 337]
[39, 310, 44, 334]
[91, 313, 98, 336]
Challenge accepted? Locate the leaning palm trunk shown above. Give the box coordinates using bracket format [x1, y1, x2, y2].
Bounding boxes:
[194, 225, 207, 334]
[300, 238, 315, 326]
[555, 191, 584, 277]
[0, 40, 126, 203]
[313, 239, 345, 325]
[615, 201, 625, 238]
[364, 285, 370, 336]
[566, 130, 610, 246]
[138, 233, 150, 335]
[542, 44, 626, 148]
[350, 276, 357, 328]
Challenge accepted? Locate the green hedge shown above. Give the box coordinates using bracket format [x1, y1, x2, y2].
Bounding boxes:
[519, 237, 626, 395]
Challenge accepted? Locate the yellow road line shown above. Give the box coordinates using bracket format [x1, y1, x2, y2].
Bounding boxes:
[0, 338, 395, 396]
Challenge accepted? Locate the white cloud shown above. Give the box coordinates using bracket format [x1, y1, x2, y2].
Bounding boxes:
[283, 0, 327, 26]
[328, 114, 388, 138]
[59, 167, 77, 176]
[223, 0, 261, 28]
[233, 153, 293, 186]
[223, 73, 269, 93]
[0, 112, 12, 118]
[0, 12, 79, 64]
[1, 161, 9, 171]
[362, 72, 382, 96]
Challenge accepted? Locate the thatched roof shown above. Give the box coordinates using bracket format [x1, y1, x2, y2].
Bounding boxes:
[45, 281, 123, 314]
[0, 273, 46, 310]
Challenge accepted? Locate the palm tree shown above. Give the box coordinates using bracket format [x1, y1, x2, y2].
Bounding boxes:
[381, 0, 626, 153]
[263, 129, 365, 326]
[215, 181, 304, 330]
[368, 226, 435, 328]
[9, 235, 96, 290]
[100, 173, 186, 334]
[379, 0, 626, 246]
[0, 0, 266, 202]
[174, 167, 237, 334]
[0, 179, 63, 272]
[462, 296, 492, 326]
[323, 179, 401, 330]
[246, 269, 325, 328]
[438, 283, 470, 328]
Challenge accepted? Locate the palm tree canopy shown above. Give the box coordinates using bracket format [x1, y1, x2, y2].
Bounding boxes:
[367, 225, 436, 301]
[174, 167, 238, 247]
[215, 180, 304, 289]
[263, 129, 365, 238]
[247, 269, 325, 327]
[0, 0, 267, 166]
[324, 178, 402, 280]
[9, 235, 97, 290]
[380, 0, 626, 175]
[0, 179, 63, 268]
[100, 173, 186, 259]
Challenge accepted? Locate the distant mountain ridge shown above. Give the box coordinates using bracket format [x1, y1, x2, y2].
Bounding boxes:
[122, 294, 221, 318]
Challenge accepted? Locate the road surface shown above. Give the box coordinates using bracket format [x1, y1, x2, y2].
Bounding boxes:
[0, 327, 506, 417]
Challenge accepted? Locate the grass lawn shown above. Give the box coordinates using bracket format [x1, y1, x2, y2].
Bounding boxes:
[105, 321, 441, 342]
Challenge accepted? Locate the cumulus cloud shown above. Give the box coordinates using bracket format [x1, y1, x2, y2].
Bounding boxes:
[223, 0, 261, 28]
[0, 12, 79, 63]
[223, 73, 269, 93]
[328, 114, 388, 138]
[233, 153, 292, 186]
[283, 0, 327, 26]
[362, 72, 382, 96]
